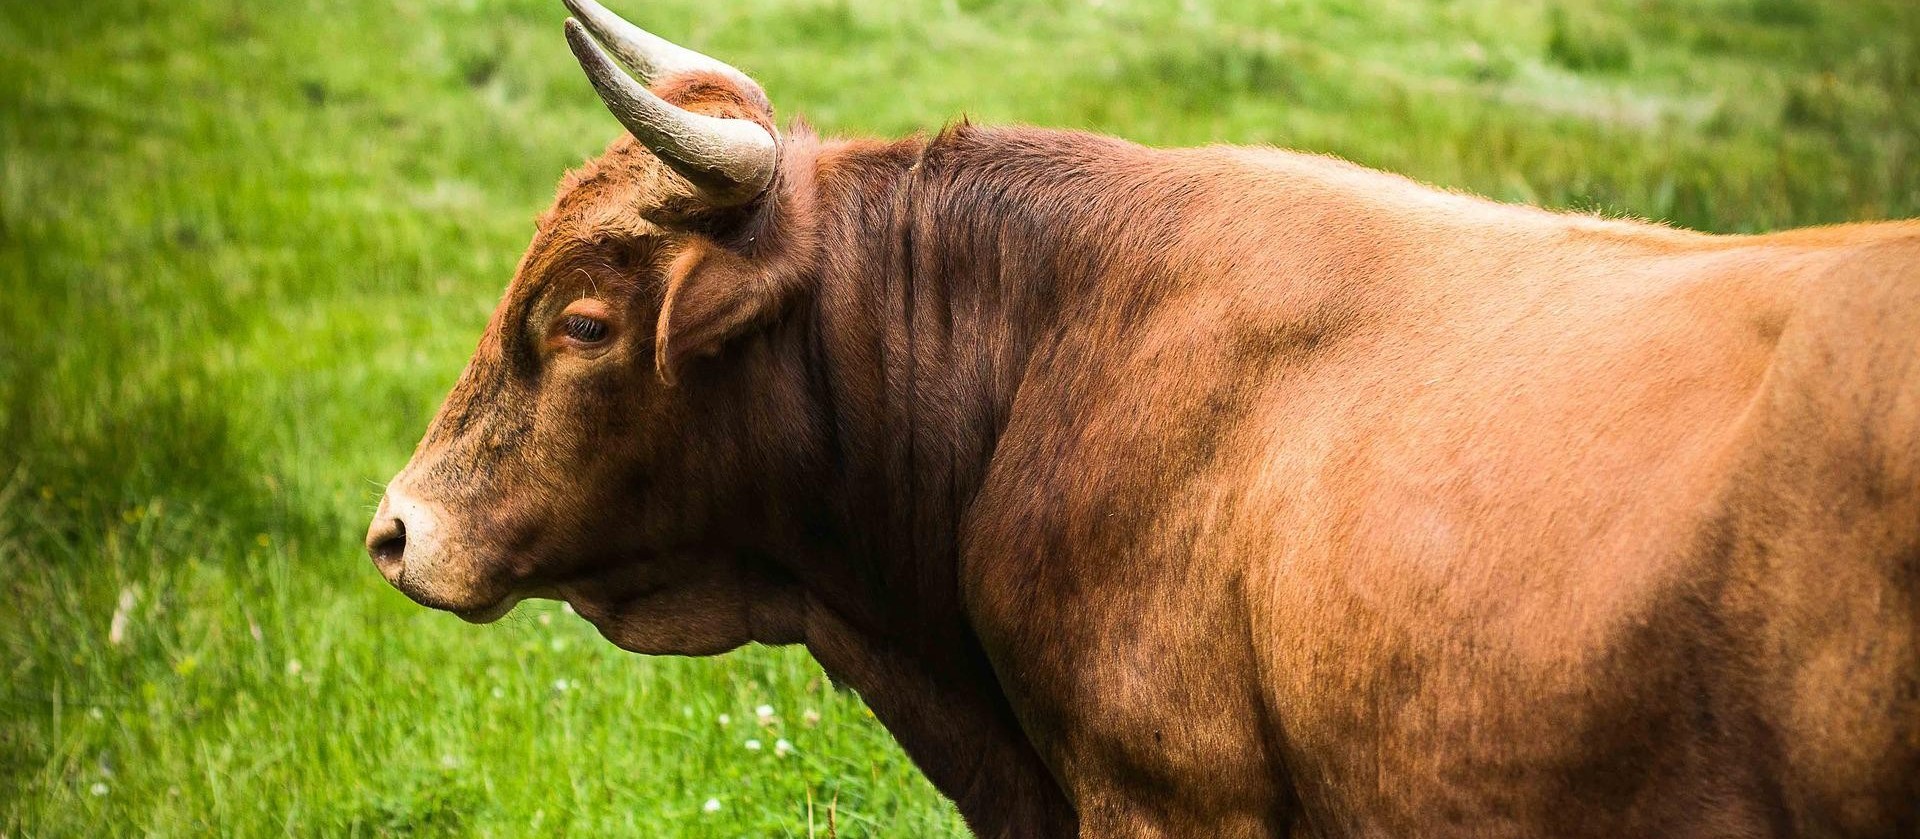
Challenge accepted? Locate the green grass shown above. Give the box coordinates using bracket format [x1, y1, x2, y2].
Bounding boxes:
[2, 0, 1917, 834]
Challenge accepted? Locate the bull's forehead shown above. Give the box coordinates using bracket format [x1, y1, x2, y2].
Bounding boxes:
[491, 137, 681, 318]
[537, 136, 676, 242]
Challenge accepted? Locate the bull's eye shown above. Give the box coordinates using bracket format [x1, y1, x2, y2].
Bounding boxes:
[561, 314, 609, 344]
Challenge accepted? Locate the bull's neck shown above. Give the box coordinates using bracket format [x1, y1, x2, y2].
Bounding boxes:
[766, 125, 1193, 834]
[794, 126, 1188, 646]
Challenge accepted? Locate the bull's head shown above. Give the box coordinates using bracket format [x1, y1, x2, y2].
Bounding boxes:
[366, 0, 826, 655]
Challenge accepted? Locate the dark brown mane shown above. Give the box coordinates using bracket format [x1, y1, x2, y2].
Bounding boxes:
[787, 124, 1202, 633]
[709, 124, 1232, 835]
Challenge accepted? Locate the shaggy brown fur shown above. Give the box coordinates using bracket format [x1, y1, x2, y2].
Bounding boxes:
[369, 68, 1920, 838]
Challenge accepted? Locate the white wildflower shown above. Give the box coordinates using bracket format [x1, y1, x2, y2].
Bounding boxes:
[107, 588, 135, 646]
[716, 713, 731, 726]
[774, 738, 793, 757]
[702, 797, 722, 813]
[89, 782, 109, 797]
[801, 708, 821, 728]
[744, 739, 762, 751]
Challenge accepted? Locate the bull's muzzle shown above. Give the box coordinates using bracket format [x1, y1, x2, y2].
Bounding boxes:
[366, 484, 507, 617]
[365, 487, 425, 585]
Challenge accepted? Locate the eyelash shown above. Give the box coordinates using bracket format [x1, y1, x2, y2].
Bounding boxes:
[560, 313, 608, 344]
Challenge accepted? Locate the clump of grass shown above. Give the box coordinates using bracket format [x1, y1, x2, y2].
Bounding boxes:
[1464, 44, 1520, 84]
[1782, 72, 1892, 132]
[1125, 33, 1303, 110]
[1547, 7, 1636, 73]
[1748, 0, 1820, 28]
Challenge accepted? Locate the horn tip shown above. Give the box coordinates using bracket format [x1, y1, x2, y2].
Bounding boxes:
[562, 17, 598, 59]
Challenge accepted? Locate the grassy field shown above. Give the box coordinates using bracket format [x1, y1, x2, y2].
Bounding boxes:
[2, 0, 1916, 834]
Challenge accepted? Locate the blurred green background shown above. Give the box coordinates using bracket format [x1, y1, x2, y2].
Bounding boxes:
[2, 0, 1916, 835]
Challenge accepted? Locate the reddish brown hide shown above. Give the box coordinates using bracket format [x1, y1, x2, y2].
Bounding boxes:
[367, 7, 1920, 838]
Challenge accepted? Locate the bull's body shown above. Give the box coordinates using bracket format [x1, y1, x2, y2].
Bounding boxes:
[368, 5, 1920, 835]
[911, 132, 1920, 836]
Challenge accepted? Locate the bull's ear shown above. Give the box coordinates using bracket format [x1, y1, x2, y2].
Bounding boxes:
[653, 239, 801, 385]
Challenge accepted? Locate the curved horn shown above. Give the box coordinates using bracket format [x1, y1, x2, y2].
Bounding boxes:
[564, 18, 776, 207]
[562, 0, 757, 90]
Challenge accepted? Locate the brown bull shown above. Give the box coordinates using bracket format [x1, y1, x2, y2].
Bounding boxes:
[366, 2, 1920, 836]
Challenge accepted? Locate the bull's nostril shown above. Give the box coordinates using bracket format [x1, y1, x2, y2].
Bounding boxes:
[368, 518, 407, 565]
